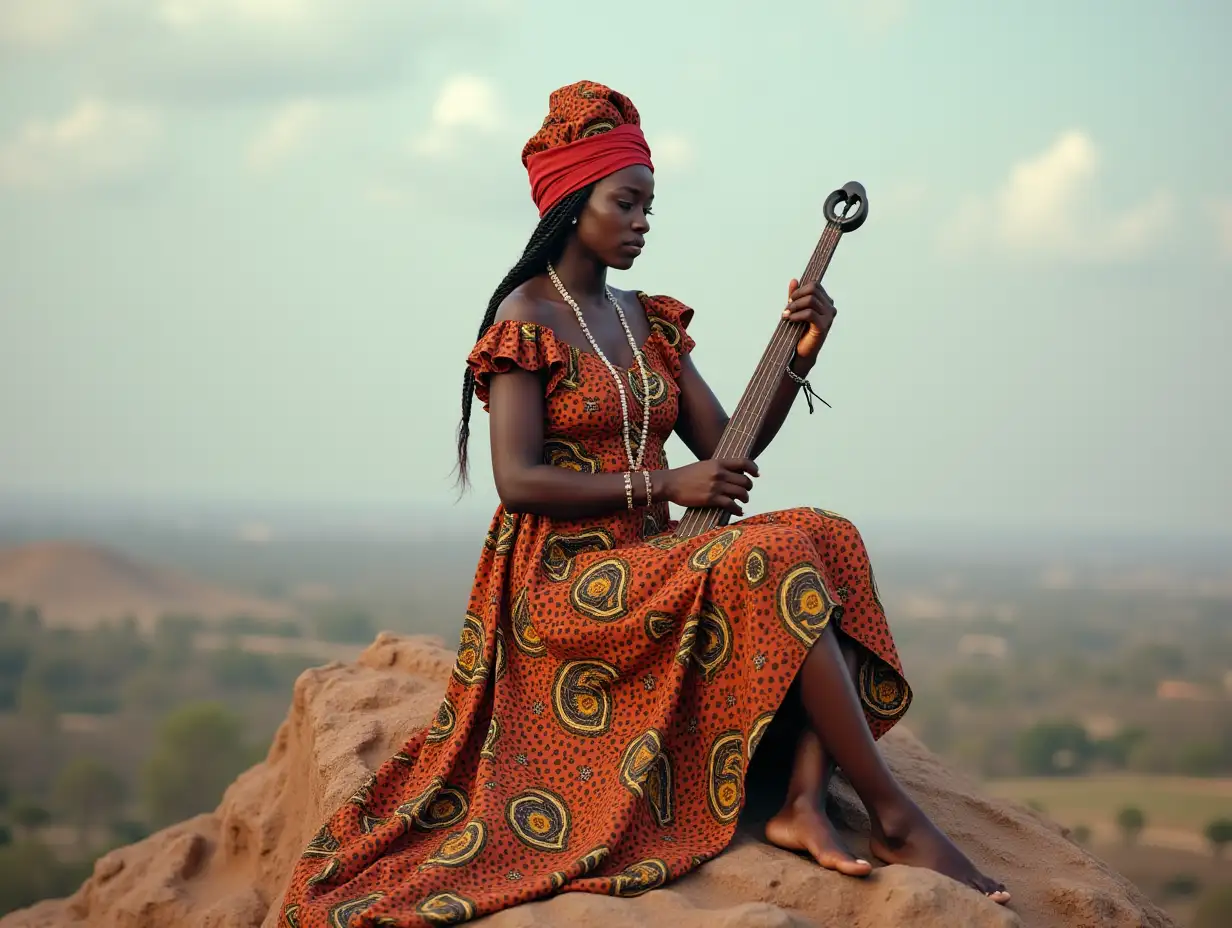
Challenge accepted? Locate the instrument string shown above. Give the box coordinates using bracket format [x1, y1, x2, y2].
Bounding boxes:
[676, 221, 844, 537]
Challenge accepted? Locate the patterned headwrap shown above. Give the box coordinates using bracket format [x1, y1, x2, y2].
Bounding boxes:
[522, 80, 654, 218]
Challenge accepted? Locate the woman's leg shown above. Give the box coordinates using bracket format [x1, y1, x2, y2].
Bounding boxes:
[765, 636, 872, 875]
[780, 624, 1010, 902]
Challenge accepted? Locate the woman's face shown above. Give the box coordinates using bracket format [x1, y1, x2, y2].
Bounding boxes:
[576, 165, 654, 270]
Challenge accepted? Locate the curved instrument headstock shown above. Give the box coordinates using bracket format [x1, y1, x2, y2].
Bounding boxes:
[823, 181, 868, 233]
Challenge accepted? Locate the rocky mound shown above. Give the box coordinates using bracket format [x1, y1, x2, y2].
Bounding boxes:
[0, 540, 293, 629]
[0, 633, 1176, 928]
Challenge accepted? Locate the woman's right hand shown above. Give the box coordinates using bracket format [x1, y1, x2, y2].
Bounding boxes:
[658, 458, 759, 517]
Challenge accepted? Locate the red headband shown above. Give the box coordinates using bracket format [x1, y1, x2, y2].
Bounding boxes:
[524, 123, 654, 217]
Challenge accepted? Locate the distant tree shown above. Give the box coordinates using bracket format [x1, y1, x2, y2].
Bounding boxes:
[1124, 642, 1186, 688]
[110, 818, 150, 846]
[1116, 806, 1146, 846]
[1161, 873, 1201, 899]
[1069, 824, 1091, 845]
[142, 702, 251, 827]
[1093, 725, 1147, 770]
[10, 799, 51, 838]
[0, 824, 10, 847]
[1203, 818, 1232, 858]
[0, 839, 61, 913]
[16, 675, 59, 725]
[1015, 721, 1093, 775]
[222, 615, 302, 638]
[207, 647, 278, 691]
[1126, 737, 1173, 775]
[1194, 886, 1232, 928]
[312, 605, 377, 644]
[53, 757, 127, 846]
[1178, 743, 1225, 777]
[0, 638, 32, 710]
[151, 615, 201, 668]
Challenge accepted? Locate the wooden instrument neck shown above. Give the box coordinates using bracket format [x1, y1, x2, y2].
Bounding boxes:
[673, 220, 847, 540]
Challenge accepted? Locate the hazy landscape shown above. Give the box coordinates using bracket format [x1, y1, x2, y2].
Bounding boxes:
[0, 495, 1229, 925]
[2, 1, 1227, 924]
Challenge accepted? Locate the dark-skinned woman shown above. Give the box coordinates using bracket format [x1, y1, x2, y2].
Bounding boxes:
[280, 80, 1009, 928]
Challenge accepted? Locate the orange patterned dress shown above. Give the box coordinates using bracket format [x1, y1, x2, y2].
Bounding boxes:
[280, 293, 912, 927]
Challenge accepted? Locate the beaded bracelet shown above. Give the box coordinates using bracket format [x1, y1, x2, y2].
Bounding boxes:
[641, 470, 653, 507]
[623, 471, 634, 510]
[784, 364, 832, 414]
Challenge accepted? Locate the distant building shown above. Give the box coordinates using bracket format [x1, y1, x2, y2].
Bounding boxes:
[1156, 680, 1210, 701]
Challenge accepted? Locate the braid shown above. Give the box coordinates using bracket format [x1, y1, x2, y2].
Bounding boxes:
[453, 184, 595, 491]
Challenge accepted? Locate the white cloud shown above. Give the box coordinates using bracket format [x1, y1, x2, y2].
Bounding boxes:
[410, 75, 503, 158]
[649, 132, 694, 172]
[995, 130, 1097, 249]
[359, 72, 532, 216]
[0, 99, 161, 192]
[1210, 200, 1232, 261]
[940, 130, 1175, 263]
[0, 0, 83, 48]
[247, 99, 323, 171]
[2, 1, 515, 104]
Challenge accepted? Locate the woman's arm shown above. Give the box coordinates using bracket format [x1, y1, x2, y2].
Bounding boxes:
[673, 279, 835, 461]
[672, 351, 818, 461]
[486, 367, 758, 520]
[488, 367, 661, 518]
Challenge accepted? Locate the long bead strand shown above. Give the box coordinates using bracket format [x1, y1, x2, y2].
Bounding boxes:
[547, 263, 652, 472]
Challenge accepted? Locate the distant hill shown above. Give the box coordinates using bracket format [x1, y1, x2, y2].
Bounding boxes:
[0, 540, 294, 629]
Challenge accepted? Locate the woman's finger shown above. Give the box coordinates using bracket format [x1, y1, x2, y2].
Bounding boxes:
[782, 307, 816, 323]
[714, 460, 749, 488]
[719, 480, 750, 503]
[719, 457, 759, 477]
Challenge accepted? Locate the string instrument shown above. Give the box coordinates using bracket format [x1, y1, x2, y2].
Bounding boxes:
[673, 181, 869, 540]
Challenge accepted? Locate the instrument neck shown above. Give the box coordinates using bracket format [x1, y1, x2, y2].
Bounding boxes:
[674, 222, 844, 539]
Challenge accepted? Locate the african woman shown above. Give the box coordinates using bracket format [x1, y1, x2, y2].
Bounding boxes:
[279, 80, 1009, 928]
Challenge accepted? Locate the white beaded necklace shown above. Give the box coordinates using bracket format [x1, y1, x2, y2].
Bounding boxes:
[547, 262, 652, 471]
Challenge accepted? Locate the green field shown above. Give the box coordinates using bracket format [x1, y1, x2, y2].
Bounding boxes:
[984, 776, 1232, 835]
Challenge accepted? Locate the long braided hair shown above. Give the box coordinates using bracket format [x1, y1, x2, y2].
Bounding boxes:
[453, 183, 596, 490]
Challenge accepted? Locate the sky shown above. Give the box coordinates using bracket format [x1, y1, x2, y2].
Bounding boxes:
[1, 0, 1229, 538]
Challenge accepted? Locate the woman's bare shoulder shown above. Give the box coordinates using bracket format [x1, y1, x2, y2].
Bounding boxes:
[494, 281, 556, 327]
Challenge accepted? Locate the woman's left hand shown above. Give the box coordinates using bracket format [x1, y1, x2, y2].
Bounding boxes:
[781, 278, 836, 361]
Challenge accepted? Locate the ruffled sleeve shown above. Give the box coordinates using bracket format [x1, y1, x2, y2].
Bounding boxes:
[642, 293, 696, 381]
[466, 320, 572, 410]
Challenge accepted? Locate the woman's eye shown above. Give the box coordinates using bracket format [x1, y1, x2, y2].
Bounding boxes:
[617, 200, 632, 210]
[644, 207, 654, 216]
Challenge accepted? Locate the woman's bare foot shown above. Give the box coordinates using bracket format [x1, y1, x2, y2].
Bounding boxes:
[869, 795, 1011, 904]
[766, 794, 873, 877]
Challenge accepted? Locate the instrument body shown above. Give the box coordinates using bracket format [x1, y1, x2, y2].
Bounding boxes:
[673, 182, 869, 539]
